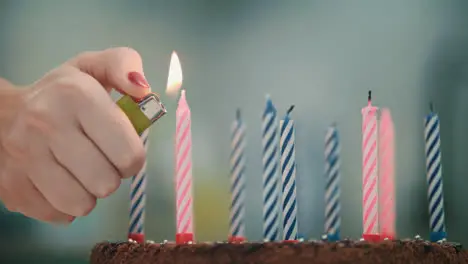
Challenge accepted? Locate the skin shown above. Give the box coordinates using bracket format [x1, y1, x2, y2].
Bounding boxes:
[0, 47, 151, 224]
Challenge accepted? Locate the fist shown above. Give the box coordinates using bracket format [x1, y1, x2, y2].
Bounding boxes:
[0, 47, 151, 224]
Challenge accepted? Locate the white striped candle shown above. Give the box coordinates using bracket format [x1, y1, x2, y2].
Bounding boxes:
[324, 124, 341, 241]
[280, 105, 299, 241]
[228, 109, 246, 242]
[128, 129, 149, 243]
[262, 95, 280, 242]
[424, 103, 446, 242]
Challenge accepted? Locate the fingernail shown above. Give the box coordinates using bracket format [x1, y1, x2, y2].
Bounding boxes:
[128, 72, 150, 89]
[67, 215, 76, 223]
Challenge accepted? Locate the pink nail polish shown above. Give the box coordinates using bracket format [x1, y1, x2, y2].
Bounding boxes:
[128, 72, 150, 89]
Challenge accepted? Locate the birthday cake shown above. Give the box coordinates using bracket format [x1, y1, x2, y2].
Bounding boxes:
[99, 51, 460, 264]
[90, 239, 468, 264]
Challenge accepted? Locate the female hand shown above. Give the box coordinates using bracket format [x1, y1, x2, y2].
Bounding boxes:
[0, 47, 151, 224]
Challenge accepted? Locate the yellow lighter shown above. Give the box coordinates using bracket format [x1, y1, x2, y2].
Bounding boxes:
[116, 93, 167, 135]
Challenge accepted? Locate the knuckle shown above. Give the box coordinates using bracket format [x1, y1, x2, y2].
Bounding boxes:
[113, 47, 142, 60]
[38, 210, 55, 222]
[94, 176, 121, 198]
[73, 51, 99, 64]
[0, 181, 17, 212]
[37, 209, 71, 224]
[51, 72, 103, 109]
[74, 196, 97, 217]
[4, 201, 17, 212]
[0, 192, 18, 213]
[22, 101, 56, 136]
[118, 145, 146, 178]
[53, 75, 88, 98]
[31, 208, 56, 222]
[1, 135, 30, 162]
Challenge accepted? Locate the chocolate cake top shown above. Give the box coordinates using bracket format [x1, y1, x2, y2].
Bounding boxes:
[90, 240, 468, 264]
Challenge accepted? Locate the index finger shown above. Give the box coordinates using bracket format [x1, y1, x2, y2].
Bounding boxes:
[67, 47, 150, 99]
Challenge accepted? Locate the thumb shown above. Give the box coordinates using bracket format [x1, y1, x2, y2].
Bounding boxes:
[67, 47, 151, 99]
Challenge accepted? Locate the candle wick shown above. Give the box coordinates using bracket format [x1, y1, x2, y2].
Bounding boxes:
[429, 102, 434, 112]
[368, 90, 372, 103]
[287, 105, 295, 115]
[236, 108, 241, 120]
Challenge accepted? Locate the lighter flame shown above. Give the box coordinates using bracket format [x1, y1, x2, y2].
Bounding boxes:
[166, 51, 183, 97]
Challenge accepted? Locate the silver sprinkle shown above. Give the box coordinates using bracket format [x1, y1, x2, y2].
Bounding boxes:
[299, 238, 305, 242]
[146, 240, 155, 244]
[188, 241, 193, 244]
[321, 234, 328, 240]
[162, 240, 168, 244]
[359, 238, 365, 241]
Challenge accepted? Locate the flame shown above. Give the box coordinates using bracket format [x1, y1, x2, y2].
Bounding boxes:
[166, 51, 183, 97]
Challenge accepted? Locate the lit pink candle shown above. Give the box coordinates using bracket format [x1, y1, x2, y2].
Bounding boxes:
[378, 108, 396, 239]
[361, 91, 380, 241]
[175, 89, 194, 244]
[166, 52, 193, 244]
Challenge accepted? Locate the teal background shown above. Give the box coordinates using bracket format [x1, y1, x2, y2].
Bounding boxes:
[1, 0, 468, 263]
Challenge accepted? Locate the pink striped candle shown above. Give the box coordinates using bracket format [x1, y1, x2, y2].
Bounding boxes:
[378, 108, 396, 239]
[175, 89, 194, 244]
[361, 91, 380, 242]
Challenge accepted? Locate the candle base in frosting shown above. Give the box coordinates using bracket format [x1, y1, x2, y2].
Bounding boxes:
[430, 231, 447, 242]
[128, 233, 145, 244]
[362, 234, 381, 242]
[228, 236, 246, 243]
[176, 233, 194, 244]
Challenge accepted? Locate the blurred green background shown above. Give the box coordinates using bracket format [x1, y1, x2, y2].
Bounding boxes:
[2, 0, 468, 263]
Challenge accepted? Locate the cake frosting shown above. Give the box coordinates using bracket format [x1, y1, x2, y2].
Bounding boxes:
[90, 239, 467, 264]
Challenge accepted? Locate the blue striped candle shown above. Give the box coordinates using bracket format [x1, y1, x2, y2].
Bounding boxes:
[424, 103, 446, 242]
[262, 95, 280, 241]
[128, 129, 149, 243]
[228, 109, 246, 242]
[279, 105, 299, 241]
[324, 124, 341, 241]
